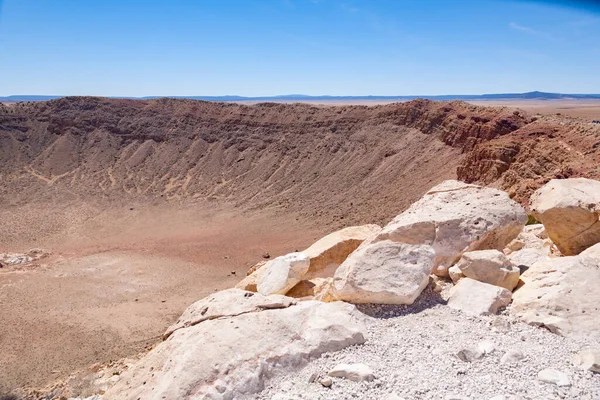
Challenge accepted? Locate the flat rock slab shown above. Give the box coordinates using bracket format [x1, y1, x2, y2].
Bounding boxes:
[455, 249, 520, 290]
[104, 301, 368, 400]
[511, 255, 600, 341]
[163, 288, 296, 339]
[447, 278, 512, 316]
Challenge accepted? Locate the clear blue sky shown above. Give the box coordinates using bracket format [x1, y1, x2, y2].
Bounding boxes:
[0, 0, 598, 96]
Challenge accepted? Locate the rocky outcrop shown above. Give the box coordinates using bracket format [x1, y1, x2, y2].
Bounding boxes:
[285, 277, 335, 302]
[372, 180, 527, 277]
[105, 298, 368, 400]
[530, 178, 600, 255]
[163, 288, 296, 339]
[235, 262, 268, 292]
[453, 250, 520, 290]
[511, 255, 600, 340]
[332, 240, 435, 304]
[448, 278, 512, 316]
[581, 242, 600, 260]
[302, 224, 381, 280]
[257, 252, 310, 296]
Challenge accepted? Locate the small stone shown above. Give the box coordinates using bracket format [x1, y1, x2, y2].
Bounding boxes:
[308, 372, 318, 383]
[385, 394, 407, 400]
[477, 340, 496, 355]
[262, 252, 271, 259]
[501, 349, 525, 364]
[328, 363, 375, 382]
[537, 368, 571, 386]
[491, 317, 511, 333]
[319, 377, 333, 387]
[456, 347, 484, 362]
[572, 348, 600, 373]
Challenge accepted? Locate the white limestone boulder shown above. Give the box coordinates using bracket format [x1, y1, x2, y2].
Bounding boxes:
[447, 278, 512, 316]
[530, 178, 600, 255]
[105, 300, 368, 400]
[374, 180, 527, 277]
[506, 248, 549, 272]
[455, 250, 520, 291]
[580, 242, 600, 261]
[504, 224, 551, 255]
[163, 288, 296, 339]
[302, 224, 381, 280]
[511, 255, 600, 340]
[332, 240, 435, 304]
[257, 252, 310, 295]
[448, 264, 465, 283]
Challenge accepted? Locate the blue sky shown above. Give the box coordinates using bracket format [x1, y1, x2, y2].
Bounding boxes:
[0, 0, 599, 96]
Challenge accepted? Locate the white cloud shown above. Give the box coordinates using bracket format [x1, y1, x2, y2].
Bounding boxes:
[509, 22, 553, 40]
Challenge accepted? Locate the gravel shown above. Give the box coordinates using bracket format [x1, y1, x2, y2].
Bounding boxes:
[255, 288, 600, 400]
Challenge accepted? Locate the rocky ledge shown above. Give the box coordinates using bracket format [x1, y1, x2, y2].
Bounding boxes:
[22, 179, 600, 400]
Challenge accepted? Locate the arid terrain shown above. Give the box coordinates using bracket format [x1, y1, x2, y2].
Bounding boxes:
[1, 97, 600, 395]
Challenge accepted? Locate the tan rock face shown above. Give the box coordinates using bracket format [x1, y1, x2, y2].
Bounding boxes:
[530, 178, 600, 255]
[332, 240, 435, 304]
[104, 300, 368, 400]
[303, 224, 381, 280]
[374, 180, 527, 277]
[455, 250, 520, 291]
[447, 278, 512, 316]
[163, 288, 296, 339]
[511, 255, 600, 340]
[235, 264, 267, 292]
[257, 252, 310, 296]
[286, 277, 335, 302]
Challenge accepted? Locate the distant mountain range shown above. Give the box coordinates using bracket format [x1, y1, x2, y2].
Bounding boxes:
[2, 91, 600, 103]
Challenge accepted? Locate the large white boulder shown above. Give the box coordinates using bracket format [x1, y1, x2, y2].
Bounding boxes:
[580, 242, 600, 261]
[163, 288, 296, 339]
[530, 178, 600, 255]
[104, 300, 368, 400]
[455, 250, 520, 291]
[257, 252, 310, 295]
[332, 240, 435, 304]
[374, 180, 527, 276]
[302, 224, 381, 280]
[511, 255, 600, 340]
[447, 278, 512, 316]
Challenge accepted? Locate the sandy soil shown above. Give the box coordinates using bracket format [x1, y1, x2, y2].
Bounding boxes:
[0, 201, 326, 392]
[237, 99, 600, 120]
[469, 100, 600, 120]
